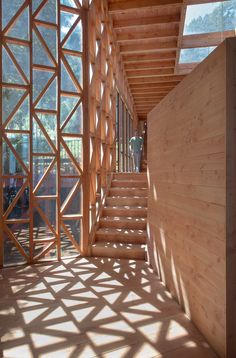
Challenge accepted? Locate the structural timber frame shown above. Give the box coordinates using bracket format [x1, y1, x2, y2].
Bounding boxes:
[0, 0, 136, 267]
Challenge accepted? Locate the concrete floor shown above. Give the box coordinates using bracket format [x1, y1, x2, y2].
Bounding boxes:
[0, 258, 217, 358]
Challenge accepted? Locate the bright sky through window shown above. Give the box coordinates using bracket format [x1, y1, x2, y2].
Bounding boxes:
[183, 0, 236, 35]
[179, 47, 216, 64]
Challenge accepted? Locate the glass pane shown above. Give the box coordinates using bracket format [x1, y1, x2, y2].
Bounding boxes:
[32, 0, 44, 13]
[65, 54, 83, 87]
[33, 209, 57, 259]
[36, 0, 57, 24]
[33, 70, 54, 101]
[60, 12, 78, 41]
[33, 31, 54, 66]
[38, 199, 56, 226]
[33, 157, 56, 192]
[4, 224, 29, 265]
[7, 7, 29, 40]
[60, 96, 79, 125]
[61, 62, 77, 93]
[3, 178, 29, 216]
[63, 103, 83, 134]
[60, 150, 79, 175]
[6, 96, 30, 130]
[63, 21, 82, 52]
[179, 46, 216, 63]
[6, 133, 29, 168]
[37, 113, 57, 144]
[60, 0, 77, 8]
[8, 44, 30, 80]
[36, 78, 57, 110]
[2, 48, 25, 85]
[223, 0, 236, 30]
[2, 0, 25, 29]
[184, 0, 236, 35]
[61, 178, 81, 214]
[3, 140, 26, 175]
[37, 25, 57, 60]
[61, 220, 81, 257]
[63, 137, 82, 165]
[2, 87, 26, 122]
[33, 119, 54, 153]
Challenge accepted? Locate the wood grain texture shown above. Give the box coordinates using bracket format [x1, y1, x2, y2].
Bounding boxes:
[226, 37, 236, 358]
[147, 41, 229, 357]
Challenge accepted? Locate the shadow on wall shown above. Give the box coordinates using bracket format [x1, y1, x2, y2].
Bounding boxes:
[0, 257, 217, 358]
[146, 173, 192, 318]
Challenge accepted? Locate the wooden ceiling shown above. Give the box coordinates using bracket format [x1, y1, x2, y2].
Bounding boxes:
[108, 0, 236, 120]
[108, 0, 185, 120]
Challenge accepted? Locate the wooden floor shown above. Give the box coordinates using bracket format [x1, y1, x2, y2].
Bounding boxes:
[0, 258, 218, 358]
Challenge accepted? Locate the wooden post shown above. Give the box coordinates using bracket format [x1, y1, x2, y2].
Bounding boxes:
[57, 0, 61, 261]
[81, 3, 90, 256]
[29, 0, 34, 263]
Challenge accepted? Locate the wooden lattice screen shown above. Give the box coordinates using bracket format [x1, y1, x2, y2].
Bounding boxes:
[88, 0, 117, 233]
[0, 0, 88, 266]
[0, 0, 136, 266]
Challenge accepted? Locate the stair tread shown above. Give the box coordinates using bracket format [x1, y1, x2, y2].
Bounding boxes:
[107, 197, 147, 201]
[97, 228, 146, 236]
[101, 216, 147, 222]
[104, 206, 147, 210]
[92, 242, 146, 250]
[110, 187, 147, 191]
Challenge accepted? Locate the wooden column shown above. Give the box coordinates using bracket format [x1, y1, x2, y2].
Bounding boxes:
[82, 4, 90, 256]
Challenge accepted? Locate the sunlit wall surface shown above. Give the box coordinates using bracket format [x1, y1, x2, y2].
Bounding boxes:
[1, 0, 84, 265]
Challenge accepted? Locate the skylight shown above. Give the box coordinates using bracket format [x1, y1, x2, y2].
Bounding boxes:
[179, 46, 216, 63]
[183, 0, 236, 35]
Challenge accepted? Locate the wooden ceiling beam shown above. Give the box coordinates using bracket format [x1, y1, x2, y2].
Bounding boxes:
[135, 98, 164, 102]
[128, 75, 185, 84]
[122, 51, 176, 62]
[131, 88, 175, 94]
[130, 81, 179, 88]
[108, 0, 183, 13]
[125, 60, 175, 70]
[181, 30, 235, 49]
[116, 28, 178, 42]
[127, 68, 174, 78]
[120, 39, 177, 54]
[113, 14, 181, 29]
[133, 92, 169, 97]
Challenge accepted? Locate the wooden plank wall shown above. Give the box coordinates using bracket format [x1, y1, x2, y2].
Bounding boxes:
[147, 41, 228, 356]
[226, 38, 236, 358]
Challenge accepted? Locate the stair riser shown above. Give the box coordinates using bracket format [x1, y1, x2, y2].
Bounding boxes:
[106, 197, 147, 206]
[103, 208, 147, 217]
[111, 181, 147, 188]
[91, 247, 146, 260]
[95, 234, 146, 245]
[109, 189, 148, 197]
[100, 220, 146, 230]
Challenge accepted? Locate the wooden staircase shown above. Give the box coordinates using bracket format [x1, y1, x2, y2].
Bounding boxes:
[91, 172, 148, 260]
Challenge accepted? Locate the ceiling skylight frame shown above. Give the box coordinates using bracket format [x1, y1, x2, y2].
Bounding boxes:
[175, 0, 236, 74]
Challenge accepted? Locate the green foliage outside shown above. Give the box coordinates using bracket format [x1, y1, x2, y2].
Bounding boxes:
[181, 0, 236, 63]
[2, 1, 83, 171]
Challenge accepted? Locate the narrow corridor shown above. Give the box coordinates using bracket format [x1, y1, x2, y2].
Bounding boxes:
[0, 258, 217, 358]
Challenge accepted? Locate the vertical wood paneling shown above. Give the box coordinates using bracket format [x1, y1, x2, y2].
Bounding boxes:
[148, 40, 228, 357]
[226, 37, 236, 358]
